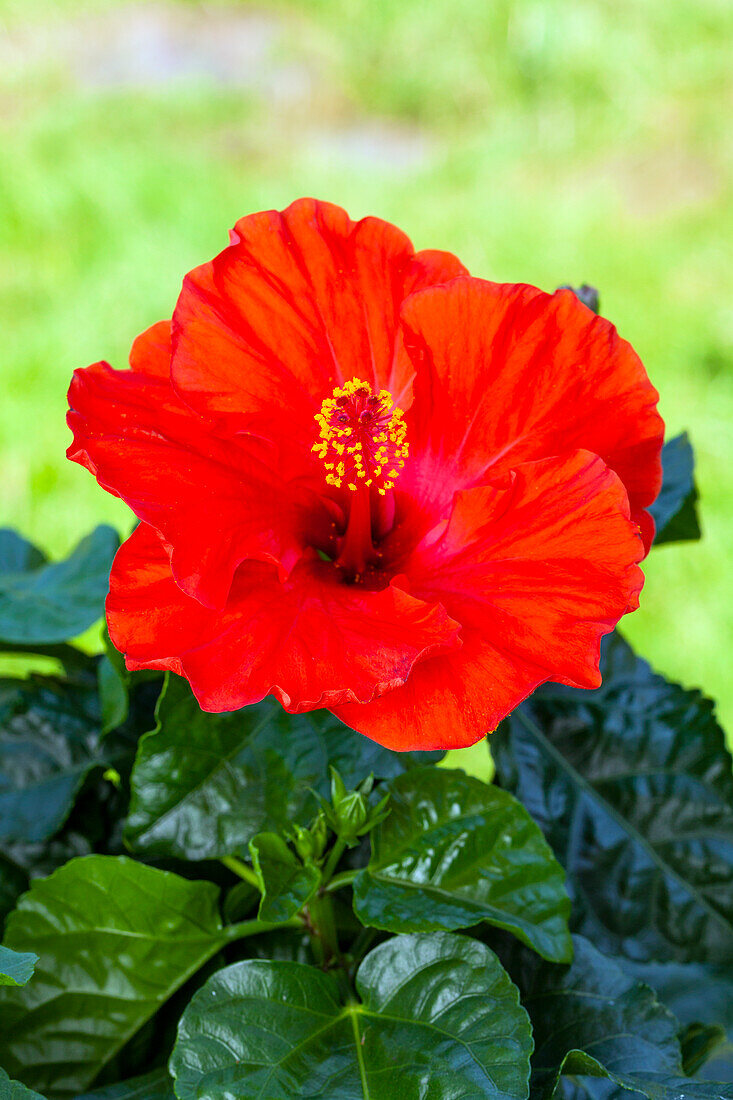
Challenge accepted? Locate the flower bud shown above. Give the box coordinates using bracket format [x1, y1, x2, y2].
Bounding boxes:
[290, 811, 329, 865]
[320, 768, 390, 846]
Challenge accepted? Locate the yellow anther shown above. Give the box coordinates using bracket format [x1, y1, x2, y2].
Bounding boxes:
[313, 377, 409, 494]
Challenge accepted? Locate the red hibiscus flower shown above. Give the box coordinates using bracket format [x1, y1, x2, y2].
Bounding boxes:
[67, 198, 663, 750]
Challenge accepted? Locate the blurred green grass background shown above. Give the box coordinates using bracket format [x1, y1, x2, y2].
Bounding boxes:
[1, 0, 732, 729]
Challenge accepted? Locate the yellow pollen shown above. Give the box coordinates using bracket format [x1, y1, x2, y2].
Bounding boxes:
[313, 377, 408, 492]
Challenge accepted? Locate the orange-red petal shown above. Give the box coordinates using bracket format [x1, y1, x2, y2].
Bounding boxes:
[332, 451, 644, 749]
[170, 198, 467, 459]
[67, 352, 332, 609]
[397, 277, 663, 552]
[107, 524, 462, 713]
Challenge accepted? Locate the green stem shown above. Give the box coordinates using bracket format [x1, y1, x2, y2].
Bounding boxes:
[321, 836, 347, 886]
[221, 855, 261, 890]
[225, 916, 303, 942]
[307, 892, 340, 966]
[324, 868, 357, 894]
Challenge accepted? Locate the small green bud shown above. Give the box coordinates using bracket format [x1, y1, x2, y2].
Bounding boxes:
[333, 790, 370, 838]
[310, 811, 329, 858]
[290, 811, 329, 864]
[320, 768, 390, 845]
[330, 767, 347, 806]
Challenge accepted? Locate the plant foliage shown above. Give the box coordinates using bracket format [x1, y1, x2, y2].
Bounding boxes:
[1, 430, 731, 1099]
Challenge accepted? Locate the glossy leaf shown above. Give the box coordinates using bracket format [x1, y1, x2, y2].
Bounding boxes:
[0, 527, 119, 645]
[249, 833, 319, 923]
[493, 633, 733, 966]
[557, 1073, 733, 1100]
[353, 767, 572, 962]
[619, 961, 733, 1082]
[0, 675, 119, 845]
[0, 856, 228, 1096]
[0, 682, 154, 932]
[126, 675, 439, 861]
[0, 1068, 47, 1100]
[0, 945, 37, 987]
[170, 932, 532, 1100]
[241, 928, 316, 965]
[651, 433, 701, 545]
[98, 637, 129, 736]
[617, 959, 733, 1038]
[498, 933, 691, 1100]
[74, 1068, 175, 1099]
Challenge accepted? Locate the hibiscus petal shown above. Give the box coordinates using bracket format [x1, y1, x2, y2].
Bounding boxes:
[332, 451, 644, 750]
[67, 353, 331, 609]
[170, 198, 467, 451]
[397, 277, 664, 551]
[107, 523, 462, 713]
[128, 318, 173, 378]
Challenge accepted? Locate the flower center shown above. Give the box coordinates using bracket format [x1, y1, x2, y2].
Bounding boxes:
[312, 379, 408, 581]
[312, 378, 408, 496]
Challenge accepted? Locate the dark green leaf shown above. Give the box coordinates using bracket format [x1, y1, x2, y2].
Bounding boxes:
[651, 433, 701, 545]
[0, 527, 119, 645]
[617, 960, 733, 1036]
[74, 1068, 175, 1099]
[0, 855, 228, 1096]
[0, 855, 27, 931]
[679, 1024, 728, 1077]
[558, 1076, 733, 1100]
[0, 675, 120, 844]
[249, 833, 319, 923]
[0, 837, 81, 935]
[170, 931, 532, 1099]
[322, 730, 444, 785]
[498, 933, 688, 1100]
[603, 947, 733, 1079]
[240, 928, 316, 964]
[126, 676, 437, 862]
[619, 1077, 733, 1099]
[0, 945, 37, 987]
[0, 672, 155, 931]
[0, 531, 46, 574]
[0, 826, 102, 938]
[96, 655, 128, 734]
[493, 633, 733, 966]
[222, 880, 260, 924]
[0, 1067, 47, 1100]
[353, 767, 572, 962]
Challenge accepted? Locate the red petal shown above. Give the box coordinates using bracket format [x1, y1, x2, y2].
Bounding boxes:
[397, 277, 663, 552]
[128, 319, 172, 378]
[170, 198, 467, 451]
[333, 451, 644, 749]
[107, 524, 462, 713]
[332, 634, 537, 751]
[67, 361, 331, 609]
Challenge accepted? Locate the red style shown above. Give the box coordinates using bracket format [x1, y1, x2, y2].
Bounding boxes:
[67, 199, 663, 749]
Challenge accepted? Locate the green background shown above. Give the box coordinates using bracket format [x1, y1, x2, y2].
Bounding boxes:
[1, 0, 731, 728]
